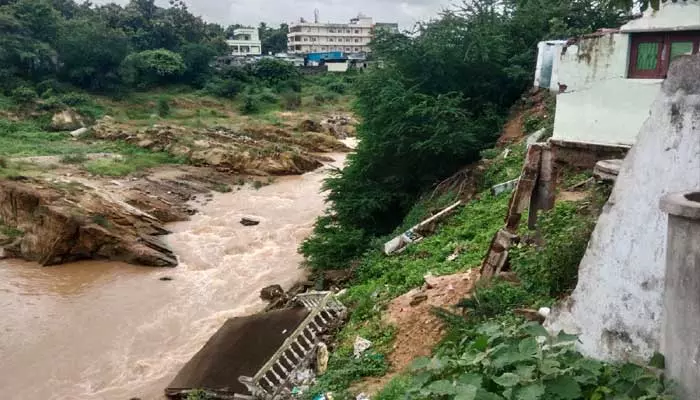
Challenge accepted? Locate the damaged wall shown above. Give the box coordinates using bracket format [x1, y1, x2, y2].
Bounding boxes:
[620, 0, 700, 33]
[552, 32, 662, 146]
[546, 55, 700, 362]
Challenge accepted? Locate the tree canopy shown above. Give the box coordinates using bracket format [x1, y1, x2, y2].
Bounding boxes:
[0, 0, 227, 93]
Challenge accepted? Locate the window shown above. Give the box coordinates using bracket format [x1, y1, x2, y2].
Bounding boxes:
[354, 29, 359, 34]
[346, 29, 351, 33]
[329, 38, 334, 42]
[345, 47, 350, 51]
[329, 29, 335, 33]
[353, 47, 359, 52]
[629, 31, 700, 79]
[303, 37, 308, 42]
[354, 39, 359, 43]
[311, 37, 317, 42]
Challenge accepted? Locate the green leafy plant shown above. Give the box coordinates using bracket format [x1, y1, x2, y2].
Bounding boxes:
[157, 96, 171, 117]
[10, 86, 38, 105]
[406, 321, 673, 400]
[458, 281, 534, 320]
[239, 94, 261, 115]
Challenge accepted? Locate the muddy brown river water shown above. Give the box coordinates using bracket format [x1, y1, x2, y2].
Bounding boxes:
[0, 152, 348, 400]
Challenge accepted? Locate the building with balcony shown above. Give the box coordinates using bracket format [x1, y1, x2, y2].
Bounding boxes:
[287, 14, 395, 55]
[226, 27, 262, 56]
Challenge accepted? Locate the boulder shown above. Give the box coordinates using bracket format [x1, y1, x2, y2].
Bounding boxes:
[260, 284, 285, 302]
[50, 109, 85, 131]
[299, 119, 322, 132]
[240, 217, 260, 226]
[69, 127, 89, 138]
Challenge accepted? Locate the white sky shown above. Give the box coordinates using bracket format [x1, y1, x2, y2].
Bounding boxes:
[91, 0, 454, 30]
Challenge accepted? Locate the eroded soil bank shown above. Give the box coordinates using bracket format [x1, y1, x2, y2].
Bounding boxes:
[0, 152, 349, 400]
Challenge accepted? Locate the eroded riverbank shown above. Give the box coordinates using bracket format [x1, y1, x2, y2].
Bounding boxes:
[0, 152, 347, 400]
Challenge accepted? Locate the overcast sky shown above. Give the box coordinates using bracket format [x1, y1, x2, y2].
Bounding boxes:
[92, 0, 454, 29]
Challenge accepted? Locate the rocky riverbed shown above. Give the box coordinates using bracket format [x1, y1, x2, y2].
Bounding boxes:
[0, 112, 356, 267]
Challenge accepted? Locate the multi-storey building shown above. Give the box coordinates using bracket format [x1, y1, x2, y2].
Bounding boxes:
[226, 28, 262, 56]
[287, 14, 395, 55]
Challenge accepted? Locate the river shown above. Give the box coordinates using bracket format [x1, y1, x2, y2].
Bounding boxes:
[0, 152, 347, 400]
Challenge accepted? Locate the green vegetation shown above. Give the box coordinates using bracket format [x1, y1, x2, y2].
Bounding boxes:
[301, 0, 630, 272]
[400, 321, 672, 400]
[0, 219, 23, 239]
[83, 151, 184, 177]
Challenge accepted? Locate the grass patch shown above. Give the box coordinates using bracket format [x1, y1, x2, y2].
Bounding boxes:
[84, 147, 184, 176]
[0, 220, 23, 239]
[212, 183, 232, 193]
[60, 153, 89, 164]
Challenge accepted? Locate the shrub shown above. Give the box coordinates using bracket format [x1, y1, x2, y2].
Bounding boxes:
[251, 58, 299, 84]
[510, 201, 596, 298]
[157, 96, 171, 117]
[281, 91, 301, 110]
[239, 95, 260, 115]
[120, 49, 186, 88]
[256, 88, 278, 104]
[10, 86, 38, 105]
[300, 216, 368, 271]
[57, 92, 91, 106]
[457, 280, 533, 320]
[327, 81, 348, 94]
[204, 78, 243, 99]
[312, 92, 338, 106]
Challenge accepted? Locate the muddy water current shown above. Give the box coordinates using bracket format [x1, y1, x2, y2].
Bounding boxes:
[0, 153, 348, 400]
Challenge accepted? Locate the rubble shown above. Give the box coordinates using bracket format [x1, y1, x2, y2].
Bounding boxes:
[384, 201, 462, 255]
[353, 336, 372, 358]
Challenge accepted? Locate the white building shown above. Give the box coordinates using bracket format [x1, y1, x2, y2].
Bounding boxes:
[535, 0, 700, 147]
[226, 28, 262, 56]
[287, 14, 381, 54]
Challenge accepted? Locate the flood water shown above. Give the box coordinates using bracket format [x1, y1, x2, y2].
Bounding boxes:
[0, 153, 347, 400]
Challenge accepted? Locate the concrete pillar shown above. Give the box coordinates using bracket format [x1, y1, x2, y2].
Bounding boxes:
[660, 191, 700, 399]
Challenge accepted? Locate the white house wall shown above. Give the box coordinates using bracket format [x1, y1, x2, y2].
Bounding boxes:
[552, 32, 661, 146]
[620, 0, 700, 32]
[554, 79, 661, 145]
[546, 55, 700, 362]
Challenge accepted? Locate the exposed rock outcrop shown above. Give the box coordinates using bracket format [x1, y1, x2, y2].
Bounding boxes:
[0, 178, 177, 267]
[92, 119, 350, 176]
[49, 109, 86, 131]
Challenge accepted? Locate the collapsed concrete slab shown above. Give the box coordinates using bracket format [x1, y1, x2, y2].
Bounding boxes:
[545, 55, 700, 362]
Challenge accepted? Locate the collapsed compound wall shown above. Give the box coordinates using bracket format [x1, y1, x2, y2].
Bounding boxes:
[546, 55, 700, 362]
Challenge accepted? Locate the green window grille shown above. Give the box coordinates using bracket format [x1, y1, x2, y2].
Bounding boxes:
[670, 42, 694, 61]
[636, 42, 659, 71]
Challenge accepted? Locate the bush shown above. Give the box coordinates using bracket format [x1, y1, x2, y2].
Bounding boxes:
[204, 78, 243, 99]
[250, 58, 300, 84]
[510, 201, 596, 298]
[312, 92, 338, 106]
[239, 95, 260, 115]
[120, 49, 186, 88]
[10, 86, 38, 105]
[280, 91, 301, 110]
[327, 81, 348, 94]
[300, 216, 368, 271]
[457, 281, 533, 320]
[57, 92, 91, 106]
[157, 96, 171, 117]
